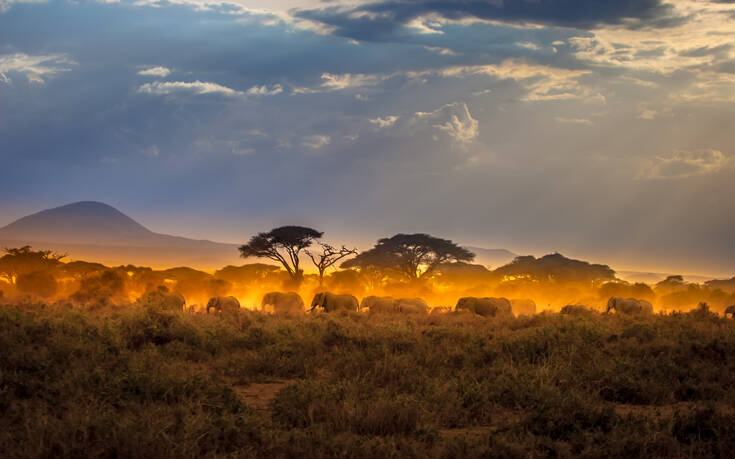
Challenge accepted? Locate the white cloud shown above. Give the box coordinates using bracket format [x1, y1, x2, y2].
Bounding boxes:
[320, 72, 381, 90]
[301, 134, 331, 150]
[137, 80, 244, 97]
[138, 66, 171, 78]
[294, 72, 384, 94]
[642, 149, 732, 179]
[415, 102, 479, 145]
[0, 52, 73, 84]
[369, 115, 399, 128]
[424, 46, 456, 56]
[554, 117, 593, 126]
[246, 84, 283, 96]
[637, 107, 659, 120]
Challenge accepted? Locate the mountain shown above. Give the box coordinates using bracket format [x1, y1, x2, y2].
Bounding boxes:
[0, 201, 524, 271]
[0, 201, 242, 269]
[465, 246, 518, 269]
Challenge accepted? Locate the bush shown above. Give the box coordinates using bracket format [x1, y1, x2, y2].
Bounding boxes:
[17, 270, 57, 298]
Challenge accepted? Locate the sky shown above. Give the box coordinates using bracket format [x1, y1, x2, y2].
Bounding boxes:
[0, 0, 734, 275]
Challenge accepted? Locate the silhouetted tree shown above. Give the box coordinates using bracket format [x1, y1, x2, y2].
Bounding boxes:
[239, 226, 323, 284]
[434, 262, 493, 286]
[494, 253, 615, 284]
[705, 276, 735, 293]
[343, 233, 474, 282]
[214, 263, 282, 284]
[59, 261, 108, 280]
[655, 275, 687, 293]
[306, 243, 357, 286]
[0, 246, 65, 285]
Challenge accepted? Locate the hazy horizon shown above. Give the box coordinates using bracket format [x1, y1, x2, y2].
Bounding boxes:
[1, 0, 734, 276]
[0, 200, 730, 279]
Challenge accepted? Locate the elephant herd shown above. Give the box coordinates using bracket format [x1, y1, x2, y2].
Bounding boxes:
[144, 290, 734, 319]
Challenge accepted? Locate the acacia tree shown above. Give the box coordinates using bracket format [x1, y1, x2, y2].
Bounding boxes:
[305, 243, 357, 287]
[239, 226, 323, 285]
[0, 246, 65, 285]
[342, 233, 474, 283]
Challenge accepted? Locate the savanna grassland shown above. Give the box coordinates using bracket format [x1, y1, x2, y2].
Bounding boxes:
[2, 302, 735, 458]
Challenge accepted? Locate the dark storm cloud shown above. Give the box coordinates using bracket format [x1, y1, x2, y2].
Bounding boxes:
[295, 0, 686, 41]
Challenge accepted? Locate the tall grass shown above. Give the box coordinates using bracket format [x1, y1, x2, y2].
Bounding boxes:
[1, 303, 735, 457]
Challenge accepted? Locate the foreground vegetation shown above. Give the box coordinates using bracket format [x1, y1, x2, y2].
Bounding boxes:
[2, 303, 735, 458]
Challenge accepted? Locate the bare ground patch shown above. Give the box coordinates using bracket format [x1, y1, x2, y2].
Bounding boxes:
[233, 380, 297, 411]
[439, 406, 523, 440]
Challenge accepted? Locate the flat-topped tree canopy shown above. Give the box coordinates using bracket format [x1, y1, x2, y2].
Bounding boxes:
[343, 233, 475, 282]
[239, 226, 323, 282]
[493, 253, 616, 284]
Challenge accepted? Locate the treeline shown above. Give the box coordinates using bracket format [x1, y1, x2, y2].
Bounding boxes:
[1, 229, 734, 312]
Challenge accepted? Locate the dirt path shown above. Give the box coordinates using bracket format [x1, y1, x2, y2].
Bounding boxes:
[233, 380, 296, 411]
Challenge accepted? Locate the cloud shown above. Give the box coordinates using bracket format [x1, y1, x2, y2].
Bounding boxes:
[137, 66, 171, 78]
[295, 0, 685, 42]
[555, 117, 593, 125]
[637, 107, 659, 120]
[415, 102, 478, 145]
[0, 52, 73, 84]
[369, 115, 398, 128]
[679, 43, 732, 58]
[293, 72, 385, 94]
[137, 80, 244, 97]
[643, 149, 732, 179]
[301, 134, 331, 149]
[246, 84, 283, 96]
[320, 72, 382, 90]
[432, 61, 600, 102]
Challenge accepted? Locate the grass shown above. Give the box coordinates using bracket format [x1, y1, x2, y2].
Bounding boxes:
[2, 303, 735, 457]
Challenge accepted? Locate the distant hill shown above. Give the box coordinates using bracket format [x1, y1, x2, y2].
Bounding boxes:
[465, 246, 518, 269]
[0, 201, 242, 269]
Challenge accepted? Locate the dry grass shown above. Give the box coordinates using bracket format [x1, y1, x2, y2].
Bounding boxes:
[1, 302, 735, 457]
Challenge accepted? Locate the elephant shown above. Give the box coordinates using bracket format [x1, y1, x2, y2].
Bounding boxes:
[140, 289, 186, 312]
[361, 296, 397, 313]
[455, 297, 513, 317]
[396, 297, 429, 314]
[724, 305, 735, 318]
[606, 297, 654, 315]
[511, 299, 537, 317]
[206, 296, 241, 315]
[261, 292, 304, 315]
[561, 304, 593, 315]
[430, 306, 452, 315]
[310, 292, 359, 312]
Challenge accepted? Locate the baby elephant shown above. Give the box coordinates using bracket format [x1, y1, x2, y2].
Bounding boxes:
[456, 297, 513, 317]
[261, 292, 304, 315]
[606, 297, 653, 315]
[395, 297, 429, 314]
[207, 296, 241, 315]
[311, 292, 359, 312]
[361, 296, 396, 313]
